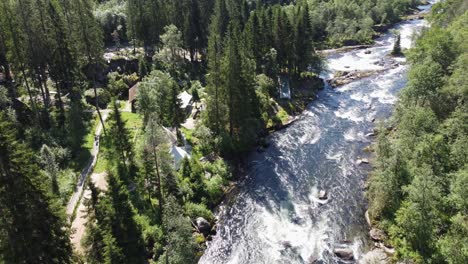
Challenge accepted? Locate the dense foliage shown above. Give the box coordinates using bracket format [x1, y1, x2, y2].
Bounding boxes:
[367, 1, 468, 263]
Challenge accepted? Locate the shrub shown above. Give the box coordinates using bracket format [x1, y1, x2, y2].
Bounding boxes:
[184, 202, 214, 222]
[84, 88, 111, 108]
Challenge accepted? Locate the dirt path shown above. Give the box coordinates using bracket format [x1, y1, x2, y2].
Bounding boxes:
[70, 172, 108, 253]
[66, 111, 109, 216]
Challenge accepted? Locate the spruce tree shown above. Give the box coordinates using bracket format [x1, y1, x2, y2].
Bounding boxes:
[0, 113, 72, 263]
[205, 5, 227, 135]
[392, 33, 402, 56]
[108, 100, 135, 179]
[104, 172, 146, 263]
[82, 181, 105, 264]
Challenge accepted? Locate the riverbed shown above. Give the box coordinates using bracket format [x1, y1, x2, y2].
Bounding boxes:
[199, 2, 435, 263]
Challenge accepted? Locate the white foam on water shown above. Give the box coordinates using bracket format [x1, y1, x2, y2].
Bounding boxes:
[327, 52, 384, 72]
[326, 150, 343, 161]
[350, 92, 372, 104]
[256, 199, 331, 263]
[334, 106, 364, 122]
[298, 128, 321, 145]
[369, 66, 406, 104]
[343, 127, 365, 142]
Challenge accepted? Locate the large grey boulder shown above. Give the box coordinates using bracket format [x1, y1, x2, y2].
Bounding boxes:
[333, 248, 354, 260]
[196, 217, 211, 234]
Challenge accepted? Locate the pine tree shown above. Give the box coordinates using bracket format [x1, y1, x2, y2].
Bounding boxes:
[82, 181, 105, 264]
[73, 0, 106, 135]
[108, 100, 135, 178]
[143, 117, 168, 223]
[161, 195, 197, 264]
[105, 172, 146, 263]
[0, 113, 72, 263]
[220, 21, 261, 152]
[392, 33, 402, 56]
[40, 144, 60, 195]
[205, 5, 227, 135]
[0, 0, 39, 122]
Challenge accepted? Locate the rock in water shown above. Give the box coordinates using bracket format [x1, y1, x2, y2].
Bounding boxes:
[370, 228, 387, 241]
[334, 248, 354, 260]
[308, 255, 318, 263]
[357, 158, 370, 165]
[365, 210, 372, 227]
[318, 190, 328, 200]
[282, 241, 292, 249]
[196, 217, 211, 235]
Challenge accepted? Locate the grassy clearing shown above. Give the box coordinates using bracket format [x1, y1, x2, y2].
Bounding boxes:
[94, 112, 143, 173]
[71, 114, 98, 172]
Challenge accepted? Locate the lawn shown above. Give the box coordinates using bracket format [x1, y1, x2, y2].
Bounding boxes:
[94, 112, 143, 173]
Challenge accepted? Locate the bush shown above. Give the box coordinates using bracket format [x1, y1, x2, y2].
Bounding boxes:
[205, 175, 224, 205]
[184, 202, 214, 222]
[84, 88, 111, 108]
[107, 72, 129, 97]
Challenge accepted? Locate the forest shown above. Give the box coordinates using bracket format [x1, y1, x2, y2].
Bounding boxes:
[0, 0, 434, 263]
[367, 0, 468, 263]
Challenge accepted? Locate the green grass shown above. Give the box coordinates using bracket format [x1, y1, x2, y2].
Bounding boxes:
[181, 126, 195, 145]
[69, 113, 97, 174]
[93, 151, 108, 173]
[93, 112, 143, 173]
[276, 108, 290, 124]
[122, 112, 143, 141]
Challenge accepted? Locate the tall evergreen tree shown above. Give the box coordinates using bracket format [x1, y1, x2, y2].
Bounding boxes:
[108, 100, 135, 178]
[0, 113, 72, 263]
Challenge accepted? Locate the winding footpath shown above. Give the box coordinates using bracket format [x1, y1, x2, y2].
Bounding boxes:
[66, 110, 110, 253]
[66, 111, 109, 217]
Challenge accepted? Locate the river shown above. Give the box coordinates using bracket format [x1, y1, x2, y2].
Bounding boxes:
[199, 2, 435, 263]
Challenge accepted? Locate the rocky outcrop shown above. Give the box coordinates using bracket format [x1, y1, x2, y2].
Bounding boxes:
[328, 70, 382, 87]
[196, 217, 211, 235]
[362, 248, 389, 263]
[333, 248, 354, 261]
[370, 228, 387, 242]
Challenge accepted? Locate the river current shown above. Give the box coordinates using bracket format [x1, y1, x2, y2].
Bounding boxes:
[199, 2, 435, 263]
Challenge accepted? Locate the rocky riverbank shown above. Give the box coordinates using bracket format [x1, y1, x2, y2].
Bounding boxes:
[328, 57, 402, 87]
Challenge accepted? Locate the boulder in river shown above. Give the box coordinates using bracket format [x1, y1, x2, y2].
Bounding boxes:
[333, 247, 354, 260]
[318, 190, 328, 200]
[357, 158, 370, 165]
[365, 210, 372, 227]
[196, 217, 211, 235]
[364, 50, 372, 54]
[308, 255, 318, 263]
[370, 228, 387, 242]
[366, 132, 376, 137]
[282, 241, 292, 249]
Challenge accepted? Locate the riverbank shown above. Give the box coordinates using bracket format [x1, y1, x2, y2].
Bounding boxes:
[363, 0, 468, 262]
